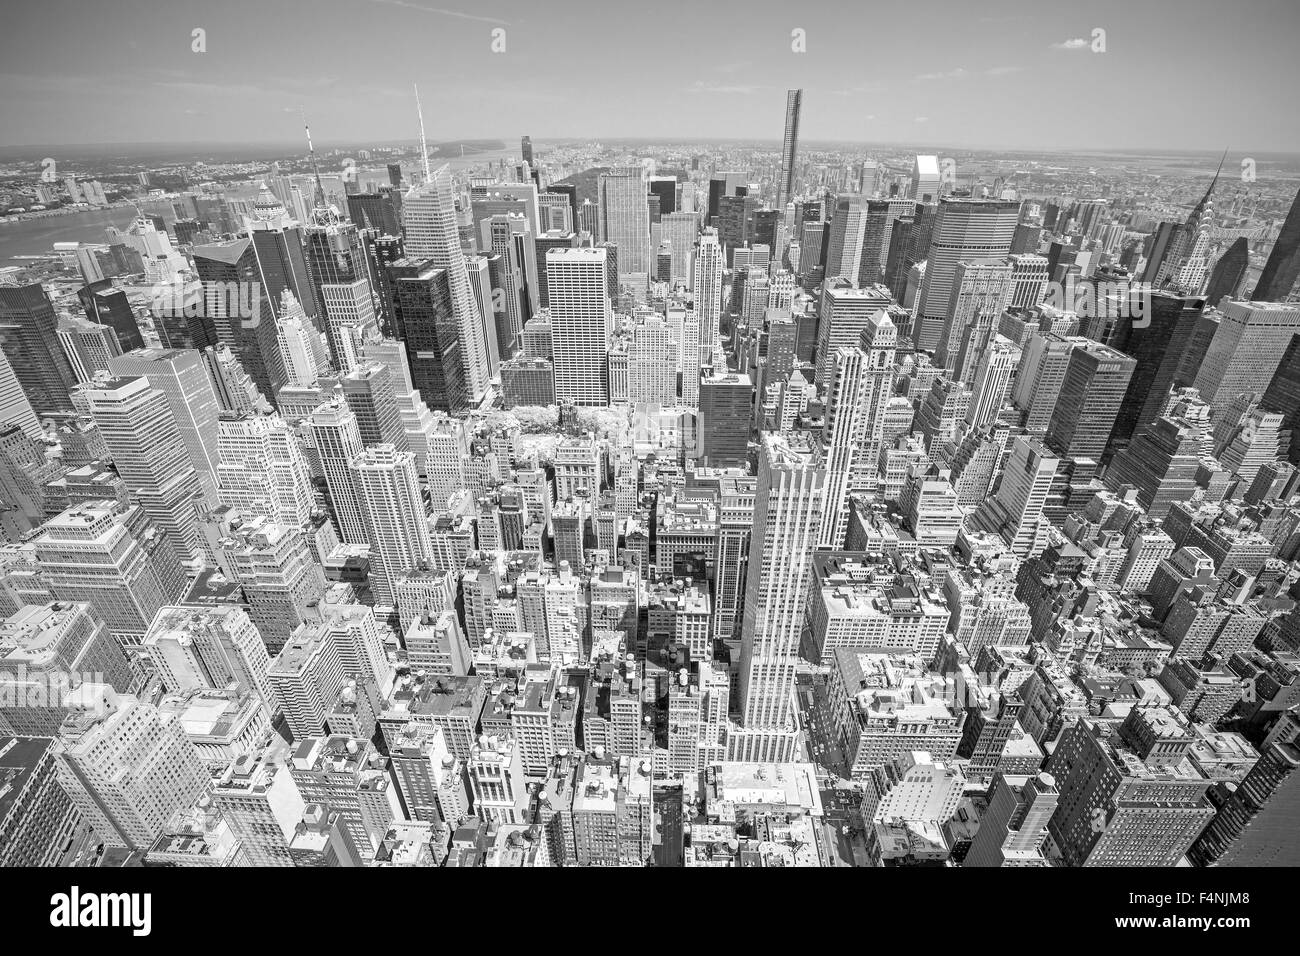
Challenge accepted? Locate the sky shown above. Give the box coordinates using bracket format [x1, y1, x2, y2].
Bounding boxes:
[2, 0, 1299, 152]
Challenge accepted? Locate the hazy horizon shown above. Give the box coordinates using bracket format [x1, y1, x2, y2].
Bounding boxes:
[2, 0, 1298, 152]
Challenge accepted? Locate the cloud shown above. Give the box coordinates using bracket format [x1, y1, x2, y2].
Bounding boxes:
[366, 0, 509, 25]
[917, 68, 967, 81]
[828, 82, 883, 96]
[915, 116, 930, 123]
[683, 81, 760, 95]
[713, 61, 751, 75]
[917, 66, 1023, 80]
[1051, 37, 1089, 50]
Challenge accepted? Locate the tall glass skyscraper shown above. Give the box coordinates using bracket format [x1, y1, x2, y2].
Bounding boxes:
[402, 165, 490, 403]
[776, 89, 802, 210]
[1255, 186, 1300, 302]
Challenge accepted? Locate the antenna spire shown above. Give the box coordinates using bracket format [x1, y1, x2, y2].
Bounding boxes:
[301, 107, 328, 211]
[414, 83, 432, 182]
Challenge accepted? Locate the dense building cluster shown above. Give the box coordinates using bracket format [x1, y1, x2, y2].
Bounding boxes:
[2, 86, 1300, 870]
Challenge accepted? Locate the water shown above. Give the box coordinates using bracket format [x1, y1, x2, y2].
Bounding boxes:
[0, 206, 140, 265]
[0, 147, 518, 265]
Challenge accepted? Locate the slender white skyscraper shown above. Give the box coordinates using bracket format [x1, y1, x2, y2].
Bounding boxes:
[401, 164, 490, 403]
[693, 228, 724, 364]
[816, 323, 896, 543]
[547, 247, 611, 406]
[733, 433, 826, 763]
[824, 195, 869, 283]
[819, 346, 866, 548]
[966, 334, 1021, 429]
[777, 89, 802, 210]
[912, 154, 941, 202]
[354, 444, 433, 605]
[849, 310, 898, 503]
[597, 167, 651, 282]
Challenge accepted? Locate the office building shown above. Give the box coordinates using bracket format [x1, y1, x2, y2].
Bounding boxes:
[548, 247, 611, 406]
[733, 434, 825, 762]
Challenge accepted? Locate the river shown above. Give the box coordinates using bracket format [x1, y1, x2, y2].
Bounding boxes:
[0, 148, 517, 265]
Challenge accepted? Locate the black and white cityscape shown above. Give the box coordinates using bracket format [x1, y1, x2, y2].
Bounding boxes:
[0, 0, 1298, 894]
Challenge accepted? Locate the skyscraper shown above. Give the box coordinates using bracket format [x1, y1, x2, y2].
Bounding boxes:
[310, 400, 368, 545]
[387, 258, 469, 416]
[776, 89, 802, 210]
[1108, 292, 1206, 454]
[935, 258, 1014, 377]
[83, 375, 209, 562]
[354, 444, 433, 605]
[912, 155, 942, 203]
[814, 281, 893, 386]
[0, 348, 43, 443]
[54, 686, 211, 850]
[1130, 294, 1212, 437]
[661, 212, 698, 288]
[0, 283, 79, 416]
[144, 604, 277, 706]
[402, 165, 490, 403]
[1193, 300, 1300, 419]
[108, 347, 222, 507]
[698, 371, 752, 469]
[1252, 185, 1300, 302]
[548, 247, 612, 406]
[1044, 340, 1136, 462]
[31, 502, 185, 648]
[1045, 711, 1214, 867]
[914, 199, 1021, 351]
[342, 362, 407, 452]
[216, 412, 315, 527]
[824, 194, 869, 284]
[814, 310, 898, 545]
[1187, 727, 1300, 867]
[598, 167, 651, 282]
[193, 237, 288, 406]
[1205, 236, 1250, 305]
[224, 518, 327, 654]
[966, 335, 1021, 430]
[970, 437, 1060, 557]
[733, 434, 826, 763]
[692, 228, 724, 363]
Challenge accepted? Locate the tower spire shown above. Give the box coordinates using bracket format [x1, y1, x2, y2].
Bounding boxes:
[414, 83, 432, 182]
[301, 107, 328, 210]
[1212, 146, 1229, 186]
[1186, 148, 1227, 230]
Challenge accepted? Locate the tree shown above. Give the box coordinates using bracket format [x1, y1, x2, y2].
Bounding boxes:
[572, 406, 628, 439]
[509, 405, 560, 432]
